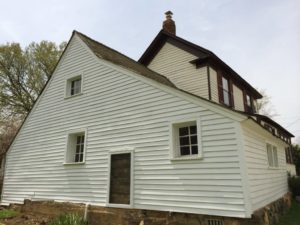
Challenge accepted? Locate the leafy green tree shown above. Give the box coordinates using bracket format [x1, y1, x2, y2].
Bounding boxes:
[291, 144, 300, 175]
[0, 41, 66, 120]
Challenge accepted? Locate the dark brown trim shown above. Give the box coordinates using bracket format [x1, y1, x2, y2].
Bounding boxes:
[217, 70, 223, 104]
[243, 89, 247, 112]
[207, 66, 212, 100]
[229, 79, 234, 108]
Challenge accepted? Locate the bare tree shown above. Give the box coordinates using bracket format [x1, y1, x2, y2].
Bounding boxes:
[256, 89, 278, 118]
[0, 119, 20, 155]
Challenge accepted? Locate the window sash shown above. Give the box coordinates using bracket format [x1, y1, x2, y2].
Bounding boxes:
[246, 94, 251, 107]
[267, 143, 279, 168]
[218, 75, 232, 107]
[222, 77, 229, 91]
[178, 125, 198, 156]
[272, 146, 278, 167]
[223, 89, 230, 106]
[74, 134, 85, 162]
[71, 79, 81, 95]
[267, 144, 273, 167]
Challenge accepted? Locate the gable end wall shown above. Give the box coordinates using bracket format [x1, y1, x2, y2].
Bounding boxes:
[148, 42, 209, 99]
[2, 35, 249, 218]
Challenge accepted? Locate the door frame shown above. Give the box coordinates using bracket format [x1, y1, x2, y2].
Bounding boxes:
[106, 147, 134, 208]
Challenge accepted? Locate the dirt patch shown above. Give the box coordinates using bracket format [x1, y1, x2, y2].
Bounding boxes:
[0, 212, 51, 225]
[0, 204, 53, 225]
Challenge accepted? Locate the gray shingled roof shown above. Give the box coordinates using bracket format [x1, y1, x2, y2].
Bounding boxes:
[75, 31, 176, 88]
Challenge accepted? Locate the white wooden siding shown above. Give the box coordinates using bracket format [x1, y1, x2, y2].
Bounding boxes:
[233, 85, 244, 111]
[148, 42, 209, 99]
[209, 67, 218, 103]
[241, 121, 288, 211]
[2, 35, 248, 218]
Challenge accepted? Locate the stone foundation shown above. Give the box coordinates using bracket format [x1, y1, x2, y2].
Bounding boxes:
[9, 192, 292, 225]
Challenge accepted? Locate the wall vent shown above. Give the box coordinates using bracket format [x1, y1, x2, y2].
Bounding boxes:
[207, 219, 225, 225]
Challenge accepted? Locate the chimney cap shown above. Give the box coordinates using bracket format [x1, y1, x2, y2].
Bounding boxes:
[165, 11, 173, 16]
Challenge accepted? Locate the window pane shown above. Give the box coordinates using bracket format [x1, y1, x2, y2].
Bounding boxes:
[180, 146, 190, 156]
[191, 135, 198, 145]
[75, 154, 80, 162]
[267, 144, 273, 167]
[189, 126, 197, 134]
[77, 136, 81, 144]
[179, 127, 188, 136]
[246, 95, 251, 107]
[180, 137, 190, 146]
[74, 79, 81, 88]
[191, 146, 198, 155]
[222, 77, 229, 91]
[71, 79, 81, 95]
[273, 147, 278, 167]
[223, 90, 230, 105]
[76, 145, 80, 154]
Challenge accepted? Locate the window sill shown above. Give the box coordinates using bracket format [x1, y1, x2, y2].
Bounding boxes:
[268, 166, 280, 170]
[64, 93, 83, 99]
[63, 162, 85, 165]
[171, 155, 203, 161]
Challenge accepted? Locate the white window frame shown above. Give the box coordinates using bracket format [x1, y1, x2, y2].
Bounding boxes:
[64, 128, 87, 165]
[266, 142, 279, 169]
[65, 74, 83, 98]
[169, 118, 202, 161]
[106, 147, 134, 208]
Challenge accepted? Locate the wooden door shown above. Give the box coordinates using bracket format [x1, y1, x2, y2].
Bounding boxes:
[109, 153, 131, 204]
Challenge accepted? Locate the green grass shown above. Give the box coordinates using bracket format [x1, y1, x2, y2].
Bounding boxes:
[49, 214, 89, 225]
[0, 209, 18, 219]
[277, 200, 300, 225]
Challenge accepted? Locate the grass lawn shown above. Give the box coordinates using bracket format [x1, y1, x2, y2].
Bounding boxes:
[277, 200, 300, 225]
[0, 209, 18, 219]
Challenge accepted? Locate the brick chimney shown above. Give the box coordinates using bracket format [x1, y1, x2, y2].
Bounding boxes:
[163, 11, 176, 35]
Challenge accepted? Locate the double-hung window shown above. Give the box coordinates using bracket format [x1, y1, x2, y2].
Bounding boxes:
[218, 74, 233, 107]
[71, 78, 81, 96]
[66, 75, 82, 97]
[75, 134, 85, 162]
[244, 92, 255, 113]
[266, 143, 279, 168]
[222, 77, 230, 106]
[65, 129, 87, 164]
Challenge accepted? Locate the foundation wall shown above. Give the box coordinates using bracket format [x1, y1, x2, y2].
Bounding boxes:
[10, 193, 292, 225]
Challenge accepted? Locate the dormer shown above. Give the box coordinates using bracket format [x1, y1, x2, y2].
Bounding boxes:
[139, 12, 262, 114]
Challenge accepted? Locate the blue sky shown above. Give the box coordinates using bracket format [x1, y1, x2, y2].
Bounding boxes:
[1, 0, 299, 142]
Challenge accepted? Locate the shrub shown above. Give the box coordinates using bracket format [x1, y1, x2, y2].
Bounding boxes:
[0, 209, 18, 219]
[288, 176, 300, 197]
[49, 214, 89, 225]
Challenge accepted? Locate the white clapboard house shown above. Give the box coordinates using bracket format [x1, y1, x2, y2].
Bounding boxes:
[1, 12, 295, 219]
